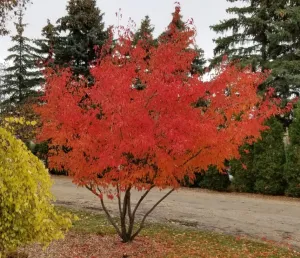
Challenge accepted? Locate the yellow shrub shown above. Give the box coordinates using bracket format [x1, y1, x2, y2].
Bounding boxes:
[0, 127, 73, 256]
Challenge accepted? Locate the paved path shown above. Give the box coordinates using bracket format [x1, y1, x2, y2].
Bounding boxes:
[52, 176, 300, 248]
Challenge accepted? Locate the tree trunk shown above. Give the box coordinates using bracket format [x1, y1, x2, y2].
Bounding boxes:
[87, 184, 174, 243]
[118, 187, 175, 242]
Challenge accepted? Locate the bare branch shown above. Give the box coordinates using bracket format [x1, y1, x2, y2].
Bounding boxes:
[120, 188, 130, 237]
[122, 188, 130, 220]
[131, 188, 175, 240]
[99, 196, 122, 237]
[85, 185, 122, 237]
[181, 149, 202, 167]
[127, 190, 132, 220]
[116, 184, 123, 217]
[132, 185, 155, 218]
[145, 91, 158, 108]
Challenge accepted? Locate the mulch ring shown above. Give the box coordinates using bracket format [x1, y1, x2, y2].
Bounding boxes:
[18, 232, 172, 258]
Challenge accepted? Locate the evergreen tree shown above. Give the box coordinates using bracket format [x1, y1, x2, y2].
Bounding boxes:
[285, 102, 300, 197]
[266, 2, 300, 98]
[210, 0, 279, 70]
[133, 15, 155, 46]
[33, 19, 59, 67]
[252, 117, 286, 195]
[210, 0, 300, 98]
[211, 1, 298, 195]
[230, 118, 286, 195]
[0, 62, 7, 107]
[0, 0, 29, 35]
[199, 166, 231, 191]
[55, 0, 108, 83]
[0, 62, 6, 85]
[132, 16, 156, 90]
[230, 144, 256, 193]
[160, 6, 206, 75]
[0, 7, 42, 112]
[191, 47, 206, 75]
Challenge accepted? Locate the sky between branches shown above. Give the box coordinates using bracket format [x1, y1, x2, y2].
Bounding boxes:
[0, 0, 236, 62]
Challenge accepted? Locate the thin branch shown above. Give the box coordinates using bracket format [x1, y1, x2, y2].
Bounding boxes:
[120, 188, 130, 236]
[116, 184, 123, 218]
[85, 185, 122, 237]
[145, 91, 158, 108]
[181, 149, 202, 167]
[127, 190, 132, 220]
[99, 195, 122, 237]
[132, 185, 155, 218]
[131, 188, 175, 240]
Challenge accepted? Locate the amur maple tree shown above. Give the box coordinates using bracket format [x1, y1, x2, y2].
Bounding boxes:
[37, 6, 281, 242]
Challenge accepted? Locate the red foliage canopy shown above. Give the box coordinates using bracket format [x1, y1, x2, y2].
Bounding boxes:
[36, 7, 280, 193]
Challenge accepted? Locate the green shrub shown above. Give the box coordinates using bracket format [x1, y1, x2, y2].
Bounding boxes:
[183, 173, 202, 187]
[49, 168, 68, 176]
[199, 166, 230, 192]
[230, 144, 256, 193]
[252, 117, 286, 195]
[27, 141, 68, 176]
[285, 145, 300, 197]
[30, 141, 48, 159]
[284, 102, 300, 197]
[183, 166, 230, 192]
[230, 118, 286, 195]
[0, 127, 73, 256]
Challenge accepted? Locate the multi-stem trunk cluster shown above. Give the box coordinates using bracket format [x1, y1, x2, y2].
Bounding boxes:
[87, 185, 174, 242]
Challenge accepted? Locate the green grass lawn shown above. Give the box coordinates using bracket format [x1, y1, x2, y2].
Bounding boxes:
[52, 206, 300, 258]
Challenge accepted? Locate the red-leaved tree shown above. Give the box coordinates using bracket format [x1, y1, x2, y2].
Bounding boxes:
[36, 6, 280, 242]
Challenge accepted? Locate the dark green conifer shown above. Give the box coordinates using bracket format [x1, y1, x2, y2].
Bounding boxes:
[33, 19, 59, 67]
[1, 7, 42, 111]
[133, 15, 155, 46]
[55, 0, 108, 83]
[160, 6, 206, 75]
[211, 0, 300, 97]
[285, 102, 300, 197]
[230, 144, 256, 193]
[252, 117, 286, 195]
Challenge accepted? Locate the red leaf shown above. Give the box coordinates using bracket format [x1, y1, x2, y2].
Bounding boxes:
[35, 6, 281, 193]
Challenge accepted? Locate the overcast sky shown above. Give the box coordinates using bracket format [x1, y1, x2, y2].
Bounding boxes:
[0, 0, 233, 62]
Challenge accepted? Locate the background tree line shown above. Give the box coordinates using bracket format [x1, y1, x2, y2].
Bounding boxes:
[1, 0, 300, 197]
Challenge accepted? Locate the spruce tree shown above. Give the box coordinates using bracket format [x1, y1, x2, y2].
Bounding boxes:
[55, 0, 108, 83]
[210, 0, 300, 98]
[191, 47, 206, 75]
[0, 62, 7, 106]
[33, 19, 59, 67]
[133, 15, 155, 46]
[0, 0, 29, 35]
[252, 117, 286, 195]
[266, 2, 300, 98]
[210, 0, 274, 71]
[0, 7, 42, 112]
[285, 102, 300, 197]
[131, 16, 156, 90]
[160, 6, 206, 75]
[0, 62, 6, 84]
[230, 118, 286, 195]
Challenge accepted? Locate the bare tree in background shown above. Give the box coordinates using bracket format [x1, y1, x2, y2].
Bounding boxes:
[0, 0, 30, 35]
